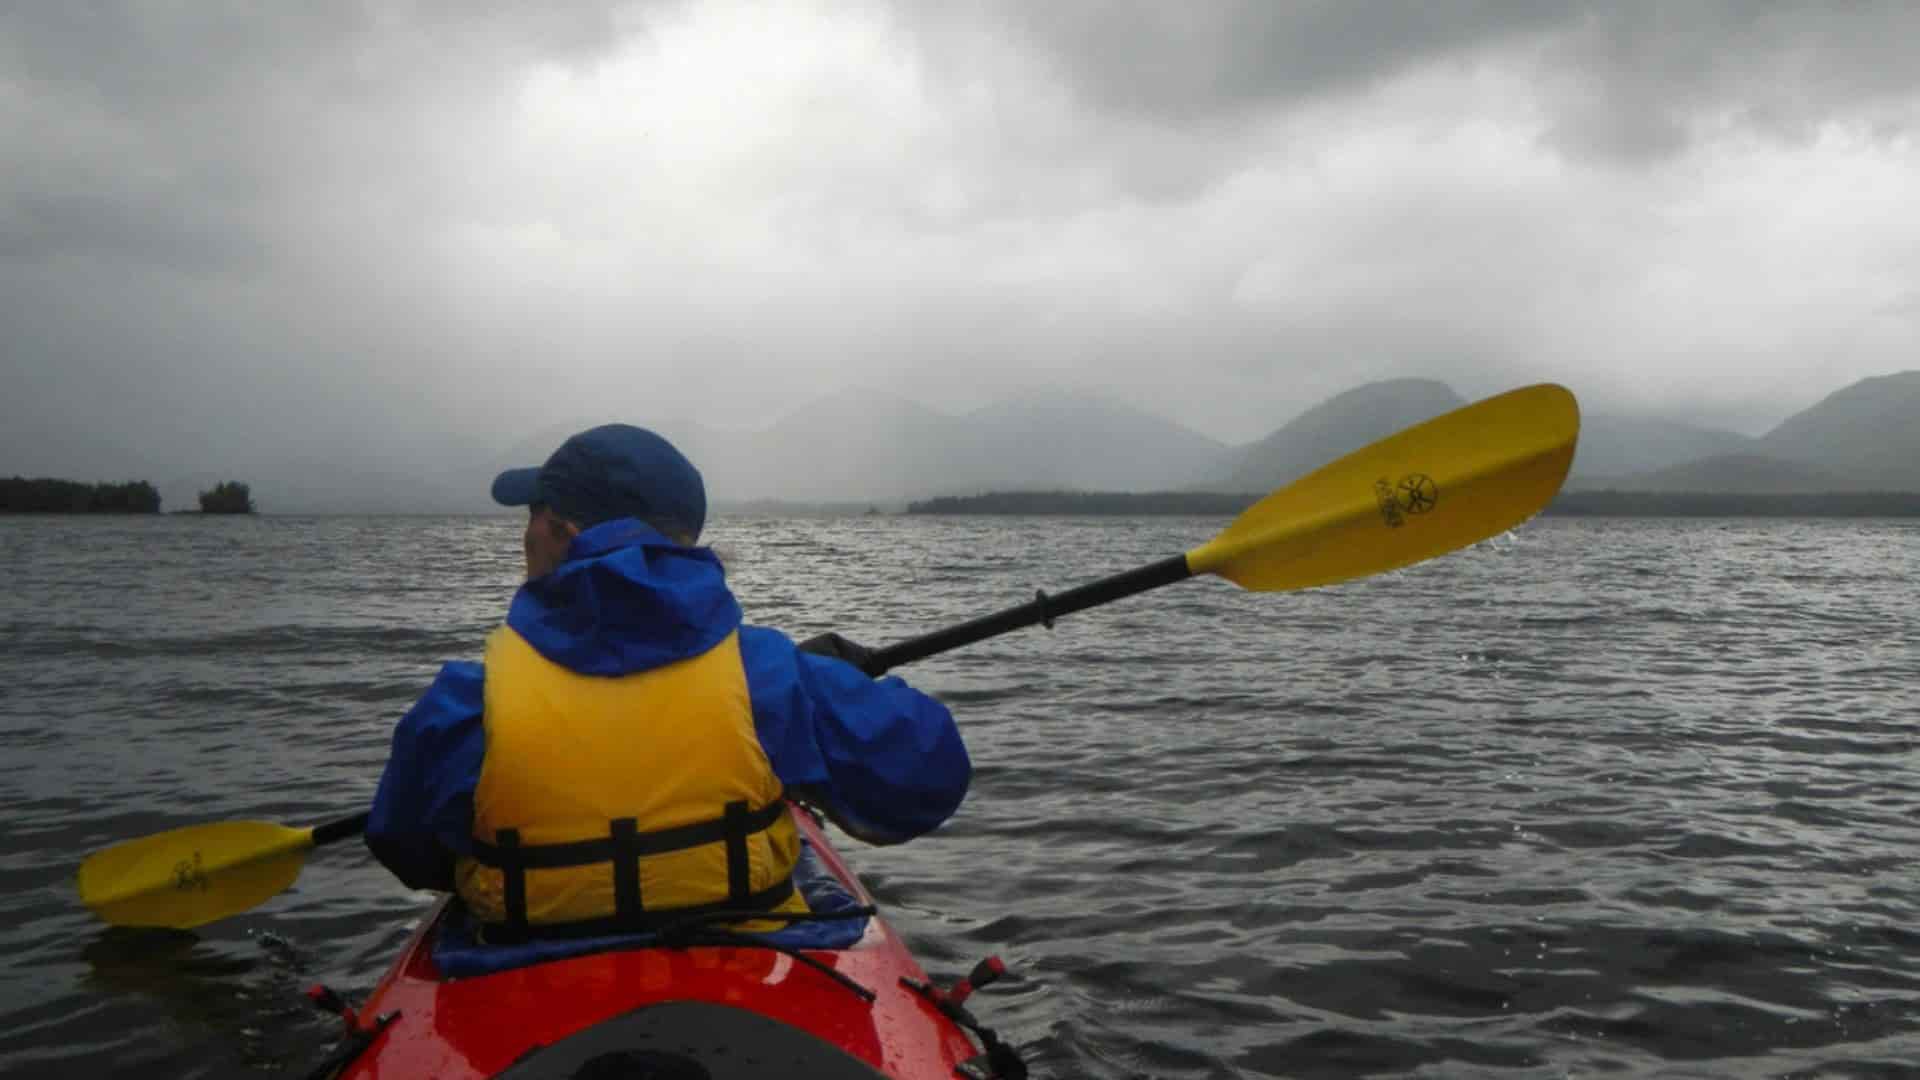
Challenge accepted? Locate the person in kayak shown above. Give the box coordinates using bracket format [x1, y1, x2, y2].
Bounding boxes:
[365, 423, 970, 942]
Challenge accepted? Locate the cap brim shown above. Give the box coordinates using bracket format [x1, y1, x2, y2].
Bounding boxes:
[490, 467, 542, 507]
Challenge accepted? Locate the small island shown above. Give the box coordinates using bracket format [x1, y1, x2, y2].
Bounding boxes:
[0, 477, 162, 513]
[197, 481, 256, 514]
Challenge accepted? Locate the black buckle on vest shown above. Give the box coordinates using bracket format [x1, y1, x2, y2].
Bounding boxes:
[497, 828, 528, 938]
[724, 801, 751, 904]
[611, 817, 642, 919]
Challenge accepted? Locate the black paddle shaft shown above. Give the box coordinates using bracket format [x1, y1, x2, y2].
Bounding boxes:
[860, 554, 1193, 676]
[314, 812, 371, 847]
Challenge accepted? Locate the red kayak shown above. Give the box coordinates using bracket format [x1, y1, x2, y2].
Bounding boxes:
[310, 804, 1023, 1079]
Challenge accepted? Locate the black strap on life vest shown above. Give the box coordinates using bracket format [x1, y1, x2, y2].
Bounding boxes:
[470, 799, 792, 943]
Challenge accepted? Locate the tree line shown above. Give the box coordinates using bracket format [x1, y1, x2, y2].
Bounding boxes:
[1, 477, 257, 514]
[0, 477, 162, 513]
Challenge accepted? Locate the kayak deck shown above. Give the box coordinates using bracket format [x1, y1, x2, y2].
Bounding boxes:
[328, 806, 984, 1079]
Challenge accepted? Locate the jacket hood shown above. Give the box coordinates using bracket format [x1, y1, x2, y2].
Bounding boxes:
[506, 518, 742, 676]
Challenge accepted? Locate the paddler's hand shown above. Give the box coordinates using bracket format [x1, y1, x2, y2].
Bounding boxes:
[797, 632, 875, 672]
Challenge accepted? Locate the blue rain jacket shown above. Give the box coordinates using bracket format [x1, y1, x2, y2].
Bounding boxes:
[367, 519, 970, 893]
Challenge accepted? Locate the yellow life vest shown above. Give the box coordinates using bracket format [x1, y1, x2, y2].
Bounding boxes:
[454, 625, 806, 937]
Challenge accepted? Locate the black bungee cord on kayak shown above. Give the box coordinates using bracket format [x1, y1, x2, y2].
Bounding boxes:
[300, 899, 1033, 1078]
[299, 986, 399, 1080]
[651, 907, 1030, 1077]
[901, 956, 1028, 1080]
[650, 906, 882, 1004]
[640, 900, 1031, 1077]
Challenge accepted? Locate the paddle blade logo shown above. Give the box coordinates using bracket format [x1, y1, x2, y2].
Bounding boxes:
[1375, 473, 1438, 527]
[173, 851, 209, 892]
[1399, 473, 1438, 514]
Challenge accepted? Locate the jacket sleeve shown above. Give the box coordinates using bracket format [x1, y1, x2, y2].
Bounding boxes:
[738, 625, 969, 845]
[366, 661, 486, 891]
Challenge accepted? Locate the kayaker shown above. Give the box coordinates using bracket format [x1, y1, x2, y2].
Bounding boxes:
[365, 423, 970, 943]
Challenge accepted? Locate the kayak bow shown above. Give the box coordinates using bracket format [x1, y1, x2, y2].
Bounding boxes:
[314, 804, 1021, 1079]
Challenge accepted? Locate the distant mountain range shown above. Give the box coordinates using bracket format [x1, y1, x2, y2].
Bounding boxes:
[572, 370, 1920, 505]
[1189, 371, 1920, 498]
[1203, 378, 1467, 492]
[689, 389, 1230, 503]
[488, 389, 1232, 508]
[1570, 371, 1920, 494]
[11, 372, 1917, 512]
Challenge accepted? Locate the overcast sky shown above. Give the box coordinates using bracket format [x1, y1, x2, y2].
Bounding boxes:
[5, 1, 1918, 479]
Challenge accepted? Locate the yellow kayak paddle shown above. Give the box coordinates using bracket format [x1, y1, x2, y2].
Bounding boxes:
[864, 382, 1579, 673]
[77, 814, 367, 930]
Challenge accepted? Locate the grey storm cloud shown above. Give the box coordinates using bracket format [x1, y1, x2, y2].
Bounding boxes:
[938, 2, 1920, 163]
[1, 5, 614, 265]
[934, 2, 1570, 122]
[4, 1, 1918, 495]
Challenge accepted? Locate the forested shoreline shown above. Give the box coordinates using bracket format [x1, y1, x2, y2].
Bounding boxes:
[1545, 491, 1920, 517]
[1, 477, 161, 513]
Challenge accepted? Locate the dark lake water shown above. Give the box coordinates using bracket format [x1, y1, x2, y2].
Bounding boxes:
[3, 514, 1917, 1078]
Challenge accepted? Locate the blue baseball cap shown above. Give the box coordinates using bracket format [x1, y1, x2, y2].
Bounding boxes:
[491, 424, 707, 540]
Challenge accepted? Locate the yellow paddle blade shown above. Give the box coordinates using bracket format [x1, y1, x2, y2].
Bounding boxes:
[76, 821, 317, 929]
[1187, 383, 1579, 591]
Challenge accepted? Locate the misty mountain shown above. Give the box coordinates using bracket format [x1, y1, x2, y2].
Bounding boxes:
[468, 389, 1228, 506]
[685, 388, 1229, 502]
[1597, 453, 1849, 495]
[1566, 371, 1920, 493]
[956, 392, 1229, 493]
[702, 390, 979, 502]
[1756, 371, 1920, 489]
[1566, 415, 1756, 484]
[1202, 378, 1466, 491]
[359, 368, 1920, 506]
